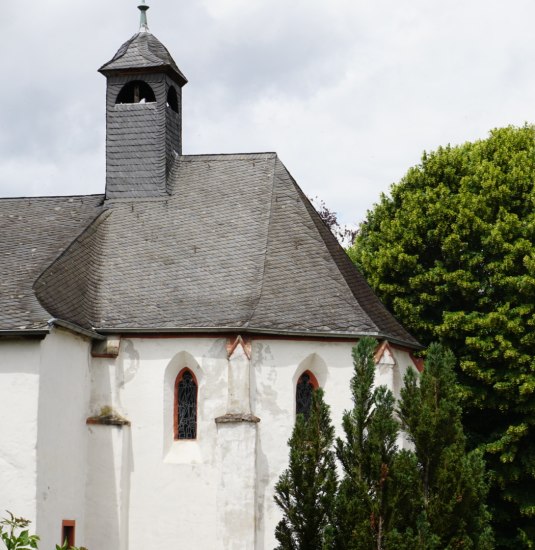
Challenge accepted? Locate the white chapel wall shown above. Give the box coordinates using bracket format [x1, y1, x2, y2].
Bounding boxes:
[80, 334, 416, 550]
[35, 328, 92, 550]
[86, 337, 228, 550]
[0, 340, 41, 525]
[0, 328, 92, 548]
[251, 339, 357, 550]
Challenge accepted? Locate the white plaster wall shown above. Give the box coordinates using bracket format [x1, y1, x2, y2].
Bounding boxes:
[85, 424, 131, 550]
[0, 340, 41, 526]
[251, 339, 357, 550]
[391, 347, 420, 397]
[84, 335, 416, 550]
[216, 422, 257, 550]
[252, 339, 417, 550]
[87, 337, 228, 550]
[0, 328, 417, 550]
[36, 328, 92, 549]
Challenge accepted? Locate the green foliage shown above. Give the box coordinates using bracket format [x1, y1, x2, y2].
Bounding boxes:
[275, 341, 493, 549]
[274, 388, 337, 550]
[334, 337, 402, 549]
[349, 125, 535, 547]
[0, 512, 39, 550]
[399, 344, 494, 549]
[55, 541, 86, 550]
[332, 338, 488, 549]
[0, 512, 86, 550]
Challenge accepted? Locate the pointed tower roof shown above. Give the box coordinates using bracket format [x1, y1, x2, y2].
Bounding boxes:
[99, 32, 187, 85]
[99, 1, 187, 84]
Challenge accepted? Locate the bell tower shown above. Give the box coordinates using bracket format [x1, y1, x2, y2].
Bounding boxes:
[99, 1, 188, 199]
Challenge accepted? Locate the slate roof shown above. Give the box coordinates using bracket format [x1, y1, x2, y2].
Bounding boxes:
[99, 32, 188, 85]
[8, 153, 421, 347]
[0, 195, 104, 334]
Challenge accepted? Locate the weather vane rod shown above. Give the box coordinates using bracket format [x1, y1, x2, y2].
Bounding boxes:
[138, 0, 150, 32]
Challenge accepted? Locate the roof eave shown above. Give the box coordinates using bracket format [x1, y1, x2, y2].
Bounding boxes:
[98, 65, 188, 87]
[93, 326, 423, 349]
[0, 329, 49, 340]
[50, 319, 106, 341]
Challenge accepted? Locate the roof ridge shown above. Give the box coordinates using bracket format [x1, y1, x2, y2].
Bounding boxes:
[0, 194, 104, 202]
[100, 33, 139, 70]
[289, 178, 381, 333]
[291, 177, 420, 347]
[244, 154, 279, 327]
[180, 152, 277, 160]
[138, 32, 165, 66]
[33, 209, 113, 329]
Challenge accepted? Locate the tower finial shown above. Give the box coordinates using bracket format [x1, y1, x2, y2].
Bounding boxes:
[138, 0, 150, 33]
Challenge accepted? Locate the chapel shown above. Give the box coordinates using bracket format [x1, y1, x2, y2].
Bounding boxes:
[0, 4, 421, 549]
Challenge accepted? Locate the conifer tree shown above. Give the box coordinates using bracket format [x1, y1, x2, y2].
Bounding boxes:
[398, 343, 494, 549]
[334, 337, 402, 550]
[274, 388, 337, 550]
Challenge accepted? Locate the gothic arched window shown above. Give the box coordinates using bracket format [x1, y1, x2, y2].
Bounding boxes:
[296, 371, 319, 419]
[116, 80, 156, 104]
[167, 86, 179, 112]
[174, 368, 198, 439]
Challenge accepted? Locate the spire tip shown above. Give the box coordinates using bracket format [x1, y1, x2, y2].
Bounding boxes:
[138, 0, 150, 33]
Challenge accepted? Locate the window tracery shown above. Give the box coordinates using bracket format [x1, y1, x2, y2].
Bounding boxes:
[296, 370, 318, 419]
[174, 368, 197, 439]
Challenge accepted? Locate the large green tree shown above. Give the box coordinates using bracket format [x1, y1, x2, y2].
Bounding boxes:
[274, 388, 337, 550]
[349, 125, 535, 547]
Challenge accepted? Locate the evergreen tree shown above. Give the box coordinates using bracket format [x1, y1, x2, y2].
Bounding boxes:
[274, 388, 337, 550]
[334, 337, 403, 550]
[349, 125, 535, 546]
[398, 343, 494, 549]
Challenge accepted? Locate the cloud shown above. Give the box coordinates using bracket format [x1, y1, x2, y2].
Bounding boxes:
[2, 0, 535, 225]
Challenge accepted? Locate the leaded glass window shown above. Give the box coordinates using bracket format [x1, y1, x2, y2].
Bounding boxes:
[176, 370, 197, 439]
[296, 372, 316, 419]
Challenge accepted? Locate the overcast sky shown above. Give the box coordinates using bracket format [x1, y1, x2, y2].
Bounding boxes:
[1, 0, 534, 225]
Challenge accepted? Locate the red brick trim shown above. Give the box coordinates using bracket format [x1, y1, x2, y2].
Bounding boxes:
[374, 340, 390, 363]
[226, 335, 252, 360]
[298, 369, 319, 390]
[375, 340, 424, 373]
[61, 520, 76, 547]
[410, 352, 425, 373]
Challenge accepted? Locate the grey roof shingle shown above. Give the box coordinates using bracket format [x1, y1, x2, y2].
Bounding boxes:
[0, 195, 104, 332]
[99, 32, 187, 85]
[25, 153, 419, 347]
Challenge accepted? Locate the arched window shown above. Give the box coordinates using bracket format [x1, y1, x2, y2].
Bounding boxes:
[167, 86, 179, 112]
[116, 80, 156, 104]
[174, 368, 198, 439]
[296, 370, 319, 419]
